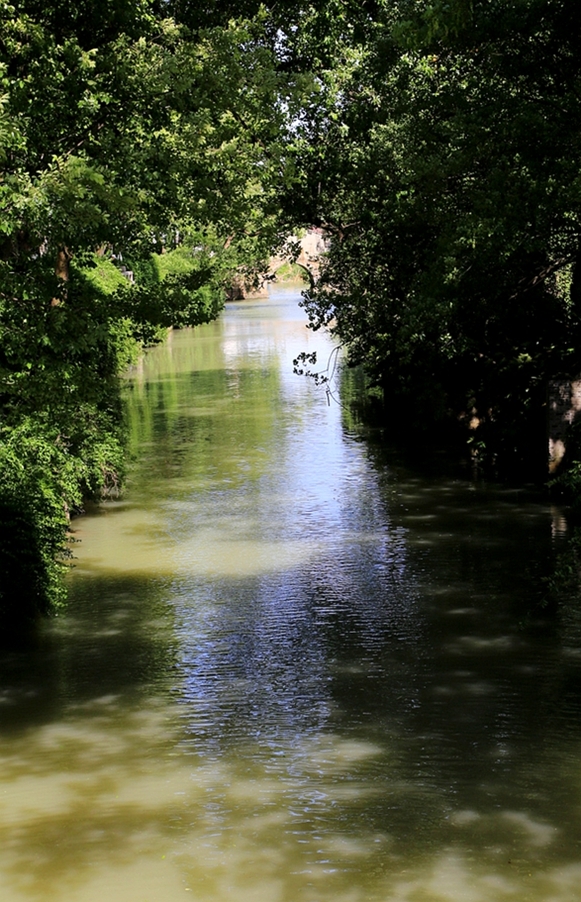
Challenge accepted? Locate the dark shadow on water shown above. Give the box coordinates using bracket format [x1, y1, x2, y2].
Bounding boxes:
[0, 574, 179, 736]
[1, 550, 581, 897]
[0, 429, 578, 900]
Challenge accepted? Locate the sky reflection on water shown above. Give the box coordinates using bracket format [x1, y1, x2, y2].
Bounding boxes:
[1, 287, 581, 901]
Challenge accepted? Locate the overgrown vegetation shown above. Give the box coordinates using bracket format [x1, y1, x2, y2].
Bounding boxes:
[283, 0, 581, 478]
[274, 262, 309, 283]
[4, 0, 581, 620]
[0, 0, 289, 620]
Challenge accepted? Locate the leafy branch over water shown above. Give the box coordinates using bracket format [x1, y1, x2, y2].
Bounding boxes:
[4, 0, 581, 619]
[0, 2, 288, 621]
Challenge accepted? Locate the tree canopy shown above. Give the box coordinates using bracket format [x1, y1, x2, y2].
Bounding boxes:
[0, 0, 290, 619]
[3, 0, 581, 621]
[287, 0, 581, 471]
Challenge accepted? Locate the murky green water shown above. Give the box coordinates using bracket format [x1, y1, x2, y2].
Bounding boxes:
[2, 286, 581, 901]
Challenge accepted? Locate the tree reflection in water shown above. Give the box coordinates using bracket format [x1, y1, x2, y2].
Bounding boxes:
[0, 288, 580, 902]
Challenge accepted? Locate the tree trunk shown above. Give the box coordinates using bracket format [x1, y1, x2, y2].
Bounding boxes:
[52, 246, 71, 305]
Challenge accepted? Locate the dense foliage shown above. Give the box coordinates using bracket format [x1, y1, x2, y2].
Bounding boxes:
[0, 0, 288, 620]
[3, 0, 581, 620]
[287, 0, 581, 473]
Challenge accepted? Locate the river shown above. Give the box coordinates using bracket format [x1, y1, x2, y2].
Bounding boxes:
[1, 285, 581, 902]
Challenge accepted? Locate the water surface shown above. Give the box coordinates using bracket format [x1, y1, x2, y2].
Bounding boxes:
[1, 286, 581, 902]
